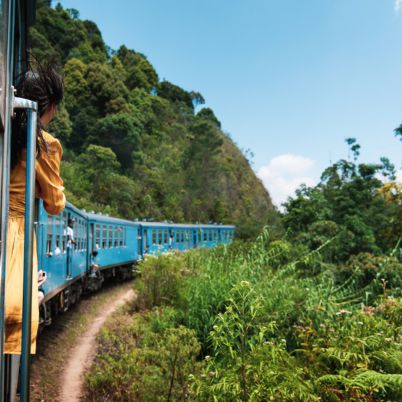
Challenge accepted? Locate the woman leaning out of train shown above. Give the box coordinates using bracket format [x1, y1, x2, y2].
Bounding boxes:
[5, 64, 66, 400]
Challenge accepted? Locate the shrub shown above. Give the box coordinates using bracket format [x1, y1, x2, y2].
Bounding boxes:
[134, 253, 187, 310]
[86, 308, 200, 402]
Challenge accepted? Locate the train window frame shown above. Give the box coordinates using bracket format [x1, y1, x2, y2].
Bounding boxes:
[55, 214, 62, 254]
[114, 226, 119, 248]
[102, 225, 107, 249]
[119, 226, 123, 246]
[95, 224, 100, 250]
[46, 215, 54, 255]
[108, 225, 113, 248]
[62, 211, 67, 253]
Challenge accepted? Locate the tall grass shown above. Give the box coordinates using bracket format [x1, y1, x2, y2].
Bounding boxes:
[86, 229, 402, 401]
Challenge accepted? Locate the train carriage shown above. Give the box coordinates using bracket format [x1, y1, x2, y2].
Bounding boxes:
[37, 201, 88, 307]
[86, 212, 139, 273]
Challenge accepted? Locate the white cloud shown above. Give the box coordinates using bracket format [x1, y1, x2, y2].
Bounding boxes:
[395, 0, 402, 13]
[257, 154, 318, 209]
[396, 169, 402, 182]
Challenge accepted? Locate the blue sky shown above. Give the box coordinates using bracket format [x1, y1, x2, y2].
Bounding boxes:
[59, 0, 402, 207]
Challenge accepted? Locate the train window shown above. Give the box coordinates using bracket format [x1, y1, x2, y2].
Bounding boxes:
[55, 234, 60, 252]
[176, 231, 180, 243]
[119, 226, 123, 246]
[123, 227, 126, 246]
[114, 226, 119, 247]
[203, 231, 207, 242]
[62, 212, 67, 252]
[152, 230, 157, 245]
[95, 224, 100, 249]
[108, 226, 113, 248]
[158, 229, 163, 245]
[75, 219, 79, 251]
[102, 225, 107, 248]
[46, 215, 53, 255]
[164, 230, 168, 244]
[83, 221, 87, 251]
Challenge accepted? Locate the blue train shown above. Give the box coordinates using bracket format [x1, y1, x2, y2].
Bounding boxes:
[37, 200, 235, 324]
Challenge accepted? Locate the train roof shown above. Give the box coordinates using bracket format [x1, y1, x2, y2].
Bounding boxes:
[83, 209, 235, 230]
[85, 212, 139, 226]
[137, 221, 235, 229]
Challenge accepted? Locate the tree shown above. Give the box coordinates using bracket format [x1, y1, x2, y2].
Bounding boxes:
[88, 112, 142, 170]
[116, 45, 158, 92]
[283, 142, 400, 260]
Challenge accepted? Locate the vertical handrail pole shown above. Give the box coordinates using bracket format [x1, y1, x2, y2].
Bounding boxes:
[17, 98, 37, 402]
[0, 0, 16, 400]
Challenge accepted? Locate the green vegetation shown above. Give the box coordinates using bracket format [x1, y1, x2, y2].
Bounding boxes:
[86, 233, 401, 401]
[31, 1, 274, 238]
[85, 136, 401, 401]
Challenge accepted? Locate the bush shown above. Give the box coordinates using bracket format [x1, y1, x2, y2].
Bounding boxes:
[86, 308, 200, 402]
[134, 253, 187, 310]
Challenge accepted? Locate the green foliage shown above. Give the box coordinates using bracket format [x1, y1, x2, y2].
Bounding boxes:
[134, 253, 187, 310]
[87, 227, 402, 400]
[192, 281, 317, 402]
[86, 309, 200, 402]
[283, 142, 401, 259]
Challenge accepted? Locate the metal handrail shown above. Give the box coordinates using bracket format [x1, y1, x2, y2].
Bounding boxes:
[12, 96, 37, 402]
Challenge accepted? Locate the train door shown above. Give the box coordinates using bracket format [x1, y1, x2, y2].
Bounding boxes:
[65, 212, 73, 279]
[143, 229, 148, 254]
[193, 229, 197, 248]
[137, 226, 142, 256]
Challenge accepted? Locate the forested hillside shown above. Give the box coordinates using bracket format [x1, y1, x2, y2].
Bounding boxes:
[30, 1, 275, 237]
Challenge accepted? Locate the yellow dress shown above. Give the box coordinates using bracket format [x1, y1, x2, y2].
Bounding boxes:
[5, 131, 65, 354]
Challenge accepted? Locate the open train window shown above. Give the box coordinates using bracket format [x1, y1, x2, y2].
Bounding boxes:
[102, 225, 107, 248]
[83, 220, 87, 251]
[119, 226, 123, 246]
[46, 215, 53, 255]
[95, 224, 100, 249]
[152, 230, 157, 245]
[158, 229, 163, 245]
[108, 226, 113, 248]
[164, 230, 168, 244]
[114, 226, 119, 247]
[62, 212, 67, 252]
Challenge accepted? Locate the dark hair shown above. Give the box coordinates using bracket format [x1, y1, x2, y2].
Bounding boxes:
[11, 64, 64, 168]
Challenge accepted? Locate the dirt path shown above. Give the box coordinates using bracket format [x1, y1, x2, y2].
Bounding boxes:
[59, 288, 135, 402]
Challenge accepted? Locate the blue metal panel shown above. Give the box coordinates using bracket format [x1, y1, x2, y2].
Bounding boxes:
[87, 214, 139, 268]
[37, 202, 89, 299]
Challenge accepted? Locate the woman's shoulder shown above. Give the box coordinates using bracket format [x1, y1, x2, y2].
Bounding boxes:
[40, 130, 62, 154]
